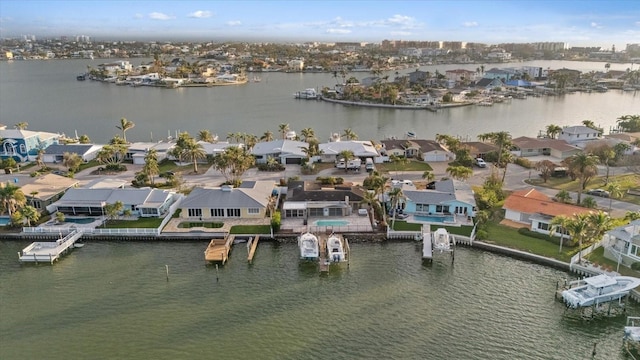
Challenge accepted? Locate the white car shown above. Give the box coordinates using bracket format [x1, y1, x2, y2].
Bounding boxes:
[476, 158, 487, 168]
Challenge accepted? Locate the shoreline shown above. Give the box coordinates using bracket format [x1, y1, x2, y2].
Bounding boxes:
[319, 96, 474, 111]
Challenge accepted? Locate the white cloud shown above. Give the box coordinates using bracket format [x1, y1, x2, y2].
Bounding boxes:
[391, 31, 411, 36]
[636, 21, 640, 26]
[149, 12, 174, 21]
[326, 28, 351, 34]
[591, 22, 603, 29]
[226, 20, 242, 26]
[189, 10, 212, 19]
[134, 13, 144, 19]
[387, 14, 413, 26]
[463, 21, 478, 27]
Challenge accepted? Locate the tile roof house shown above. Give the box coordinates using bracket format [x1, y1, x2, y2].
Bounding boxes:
[461, 141, 499, 159]
[511, 136, 582, 160]
[380, 139, 453, 162]
[179, 181, 275, 220]
[19, 173, 79, 212]
[282, 180, 366, 219]
[502, 189, 592, 236]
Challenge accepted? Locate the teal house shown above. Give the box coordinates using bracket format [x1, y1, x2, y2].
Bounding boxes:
[401, 179, 477, 225]
[0, 127, 61, 163]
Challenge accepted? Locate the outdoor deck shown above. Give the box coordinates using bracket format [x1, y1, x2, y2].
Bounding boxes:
[19, 230, 83, 264]
[204, 236, 233, 264]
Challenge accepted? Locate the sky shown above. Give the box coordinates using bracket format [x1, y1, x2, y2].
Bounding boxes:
[1, 0, 639, 48]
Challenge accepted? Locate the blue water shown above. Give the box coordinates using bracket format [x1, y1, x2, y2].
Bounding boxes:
[65, 217, 99, 224]
[315, 220, 349, 226]
[414, 215, 454, 223]
[0, 217, 10, 226]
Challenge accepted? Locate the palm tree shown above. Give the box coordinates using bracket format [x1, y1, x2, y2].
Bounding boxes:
[278, 123, 290, 139]
[116, 117, 135, 143]
[261, 130, 274, 142]
[389, 154, 409, 177]
[360, 190, 382, 226]
[388, 187, 405, 230]
[565, 153, 599, 204]
[554, 190, 572, 204]
[422, 171, 435, 182]
[21, 205, 40, 226]
[337, 150, 354, 172]
[478, 131, 512, 183]
[104, 201, 124, 222]
[446, 165, 473, 181]
[565, 213, 590, 263]
[62, 152, 82, 173]
[143, 149, 159, 185]
[545, 124, 563, 139]
[14, 122, 28, 130]
[342, 128, 358, 140]
[198, 129, 215, 143]
[605, 182, 623, 212]
[78, 134, 91, 144]
[0, 183, 26, 217]
[300, 127, 316, 142]
[181, 140, 207, 173]
[550, 215, 571, 253]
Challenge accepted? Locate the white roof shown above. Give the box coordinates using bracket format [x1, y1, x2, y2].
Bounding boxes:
[319, 141, 379, 157]
[252, 140, 308, 157]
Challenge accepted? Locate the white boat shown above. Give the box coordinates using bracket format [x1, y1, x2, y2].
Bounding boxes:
[432, 228, 454, 253]
[561, 274, 640, 309]
[298, 232, 319, 260]
[326, 233, 346, 263]
[294, 88, 319, 100]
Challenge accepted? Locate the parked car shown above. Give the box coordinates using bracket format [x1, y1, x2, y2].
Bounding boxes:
[394, 213, 409, 220]
[586, 189, 610, 198]
[476, 158, 487, 168]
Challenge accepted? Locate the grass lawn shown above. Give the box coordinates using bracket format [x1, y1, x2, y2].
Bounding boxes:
[584, 247, 640, 277]
[103, 217, 164, 228]
[178, 222, 223, 229]
[230, 225, 272, 234]
[526, 173, 640, 206]
[376, 159, 433, 173]
[391, 221, 423, 231]
[483, 222, 574, 262]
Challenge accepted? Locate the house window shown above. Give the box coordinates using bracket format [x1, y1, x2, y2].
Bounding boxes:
[32, 200, 42, 209]
[188, 208, 202, 217]
[19, 144, 27, 154]
[226, 208, 240, 217]
[537, 222, 550, 231]
[435, 205, 446, 213]
[211, 208, 224, 217]
[248, 208, 260, 214]
[416, 204, 425, 212]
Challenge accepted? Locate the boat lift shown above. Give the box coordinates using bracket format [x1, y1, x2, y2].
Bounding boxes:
[422, 227, 455, 263]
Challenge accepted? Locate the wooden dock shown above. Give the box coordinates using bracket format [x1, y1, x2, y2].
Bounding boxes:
[318, 234, 329, 273]
[247, 236, 260, 264]
[19, 230, 84, 264]
[204, 235, 233, 264]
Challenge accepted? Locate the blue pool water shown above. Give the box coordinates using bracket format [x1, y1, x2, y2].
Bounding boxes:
[65, 217, 99, 224]
[414, 215, 454, 223]
[0, 217, 10, 226]
[315, 220, 349, 227]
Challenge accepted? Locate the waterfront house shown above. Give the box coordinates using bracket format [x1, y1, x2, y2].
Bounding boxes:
[48, 188, 177, 218]
[445, 69, 477, 83]
[178, 181, 274, 221]
[251, 140, 308, 164]
[473, 78, 505, 90]
[558, 125, 602, 148]
[282, 180, 366, 219]
[318, 140, 380, 163]
[0, 128, 61, 163]
[42, 144, 103, 164]
[510, 137, 582, 160]
[126, 141, 175, 165]
[603, 220, 640, 268]
[19, 174, 79, 212]
[380, 139, 452, 162]
[461, 141, 499, 159]
[484, 68, 516, 82]
[402, 179, 476, 224]
[502, 189, 592, 235]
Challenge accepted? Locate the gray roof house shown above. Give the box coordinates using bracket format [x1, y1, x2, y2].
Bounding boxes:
[42, 144, 103, 163]
[282, 180, 367, 219]
[558, 125, 602, 148]
[318, 140, 379, 163]
[603, 220, 640, 269]
[251, 140, 308, 164]
[179, 181, 275, 220]
[402, 179, 476, 225]
[48, 188, 177, 217]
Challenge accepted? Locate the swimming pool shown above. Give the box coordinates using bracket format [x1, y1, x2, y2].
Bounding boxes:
[315, 220, 350, 227]
[0, 217, 10, 226]
[65, 217, 100, 224]
[413, 215, 454, 223]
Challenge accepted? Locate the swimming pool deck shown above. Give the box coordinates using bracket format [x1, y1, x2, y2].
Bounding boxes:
[281, 215, 374, 234]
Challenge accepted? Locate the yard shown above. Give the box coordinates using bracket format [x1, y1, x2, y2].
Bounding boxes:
[527, 173, 640, 206]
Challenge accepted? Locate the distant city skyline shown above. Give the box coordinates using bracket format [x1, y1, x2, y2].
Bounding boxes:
[1, 0, 639, 49]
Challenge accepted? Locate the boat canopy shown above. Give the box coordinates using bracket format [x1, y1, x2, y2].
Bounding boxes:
[584, 274, 617, 287]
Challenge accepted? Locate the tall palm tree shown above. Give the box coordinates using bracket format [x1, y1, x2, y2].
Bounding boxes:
[338, 150, 355, 172]
[143, 149, 159, 185]
[446, 165, 473, 181]
[565, 213, 590, 263]
[278, 123, 290, 139]
[116, 117, 135, 143]
[198, 129, 215, 143]
[300, 127, 316, 142]
[261, 130, 274, 142]
[181, 139, 207, 173]
[565, 153, 599, 204]
[21, 205, 40, 227]
[14, 122, 28, 130]
[550, 215, 571, 253]
[388, 187, 405, 230]
[545, 124, 563, 139]
[342, 128, 358, 140]
[422, 171, 435, 182]
[478, 131, 512, 183]
[0, 183, 26, 217]
[605, 182, 623, 212]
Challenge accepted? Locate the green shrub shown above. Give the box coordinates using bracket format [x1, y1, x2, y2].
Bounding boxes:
[271, 211, 281, 232]
[514, 157, 534, 169]
[631, 262, 640, 271]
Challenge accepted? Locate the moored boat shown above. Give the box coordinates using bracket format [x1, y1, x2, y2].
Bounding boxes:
[294, 88, 319, 100]
[432, 227, 454, 253]
[326, 233, 346, 263]
[561, 274, 640, 309]
[298, 232, 319, 260]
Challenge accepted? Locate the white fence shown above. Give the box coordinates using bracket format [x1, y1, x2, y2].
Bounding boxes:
[158, 195, 184, 231]
[569, 241, 603, 264]
[23, 226, 160, 236]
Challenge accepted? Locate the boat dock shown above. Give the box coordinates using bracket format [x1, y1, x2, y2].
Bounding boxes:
[422, 231, 432, 260]
[317, 233, 350, 273]
[204, 235, 233, 264]
[19, 230, 83, 264]
[247, 236, 260, 264]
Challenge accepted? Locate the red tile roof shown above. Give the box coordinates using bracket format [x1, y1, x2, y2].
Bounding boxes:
[503, 189, 592, 217]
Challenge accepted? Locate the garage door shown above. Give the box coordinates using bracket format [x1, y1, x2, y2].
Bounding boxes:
[285, 157, 302, 164]
[424, 154, 447, 162]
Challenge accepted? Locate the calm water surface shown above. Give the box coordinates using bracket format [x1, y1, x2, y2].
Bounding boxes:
[1, 59, 638, 143]
[0, 240, 635, 359]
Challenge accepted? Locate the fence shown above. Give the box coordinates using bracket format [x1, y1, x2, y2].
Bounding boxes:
[158, 195, 184, 231]
[569, 241, 603, 264]
[22, 226, 160, 236]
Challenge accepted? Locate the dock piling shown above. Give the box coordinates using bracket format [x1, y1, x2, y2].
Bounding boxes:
[165, 265, 169, 281]
[216, 264, 219, 282]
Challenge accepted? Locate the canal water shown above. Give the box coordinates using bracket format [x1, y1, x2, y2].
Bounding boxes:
[0, 239, 634, 359]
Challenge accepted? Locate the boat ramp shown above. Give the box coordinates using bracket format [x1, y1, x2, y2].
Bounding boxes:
[18, 230, 84, 264]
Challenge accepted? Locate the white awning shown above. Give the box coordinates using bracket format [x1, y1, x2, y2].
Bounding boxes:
[282, 202, 307, 210]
